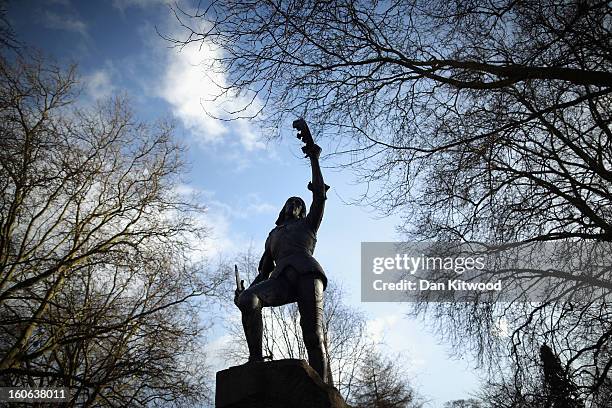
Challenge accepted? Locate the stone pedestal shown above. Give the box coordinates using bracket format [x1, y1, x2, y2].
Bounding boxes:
[215, 359, 349, 408]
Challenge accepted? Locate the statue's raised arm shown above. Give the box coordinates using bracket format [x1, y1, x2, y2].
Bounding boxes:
[293, 119, 329, 233]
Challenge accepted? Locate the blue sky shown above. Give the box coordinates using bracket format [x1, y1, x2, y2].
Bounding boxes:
[7, 0, 483, 405]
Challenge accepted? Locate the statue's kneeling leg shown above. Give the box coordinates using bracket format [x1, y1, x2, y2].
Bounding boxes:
[237, 289, 264, 362]
[297, 277, 327, 383]
[237, 277, 294, 363]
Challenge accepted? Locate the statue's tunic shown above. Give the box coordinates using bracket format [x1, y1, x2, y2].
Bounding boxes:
[265, 218, 327, 288]
[258, 182, 328, 289]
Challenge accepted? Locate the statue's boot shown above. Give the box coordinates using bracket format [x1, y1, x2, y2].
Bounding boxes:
[305, 340, 327, 383]
[243, 310, 264, 362]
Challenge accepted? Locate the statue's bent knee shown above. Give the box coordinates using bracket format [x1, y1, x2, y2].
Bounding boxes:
[237, 290, 262, 312]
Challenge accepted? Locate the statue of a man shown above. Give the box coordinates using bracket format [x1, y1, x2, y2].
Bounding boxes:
[235, 119, 329, 383]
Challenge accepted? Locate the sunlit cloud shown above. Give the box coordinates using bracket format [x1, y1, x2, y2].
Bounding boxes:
[366, 314, 401, 343]
[83, 69, 115, 101]
[173, 184, 273, 259]
[157, 24, 265, 151]
[159, 41, 228, 140]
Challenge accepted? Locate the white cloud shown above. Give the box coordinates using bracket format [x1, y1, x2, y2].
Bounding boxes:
[112, 0, 170, 11]
[197, 194, 275, 258]
[173, 183, 199, 197]
[246, 201, 277, 215]
[235, 117, 266, 151]
[173, 184, 274, 259]
[205, 333, 235, 372]
[41, 10, 87, 36]
[159, 42, 227, 140]
[366, 314, 401, 343]
[157, 28, 265, 151]
[197, 210, 236, 258]
[83, 69, 115, 101]
[208, 193, 277, 221]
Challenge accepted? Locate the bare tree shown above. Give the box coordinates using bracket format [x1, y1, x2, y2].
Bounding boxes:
[352, 351, 421, 408]
[443, 399, 484, 408]
[0, 53, 219, 406]
[478, 343, 590, 408]
[0, 0, 19, 51]
[168, 1, 612, 405]
[540, 344, 584, 408]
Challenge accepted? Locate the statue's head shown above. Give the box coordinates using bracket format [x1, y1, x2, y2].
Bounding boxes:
[275, 196, 306, 225]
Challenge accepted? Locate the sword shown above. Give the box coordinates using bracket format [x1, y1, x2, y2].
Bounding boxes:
[292, 118, 315, 156]
[235, 264, 244, 292]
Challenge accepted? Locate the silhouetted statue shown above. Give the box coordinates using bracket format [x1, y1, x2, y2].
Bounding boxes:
[235, 119, 330, 383]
